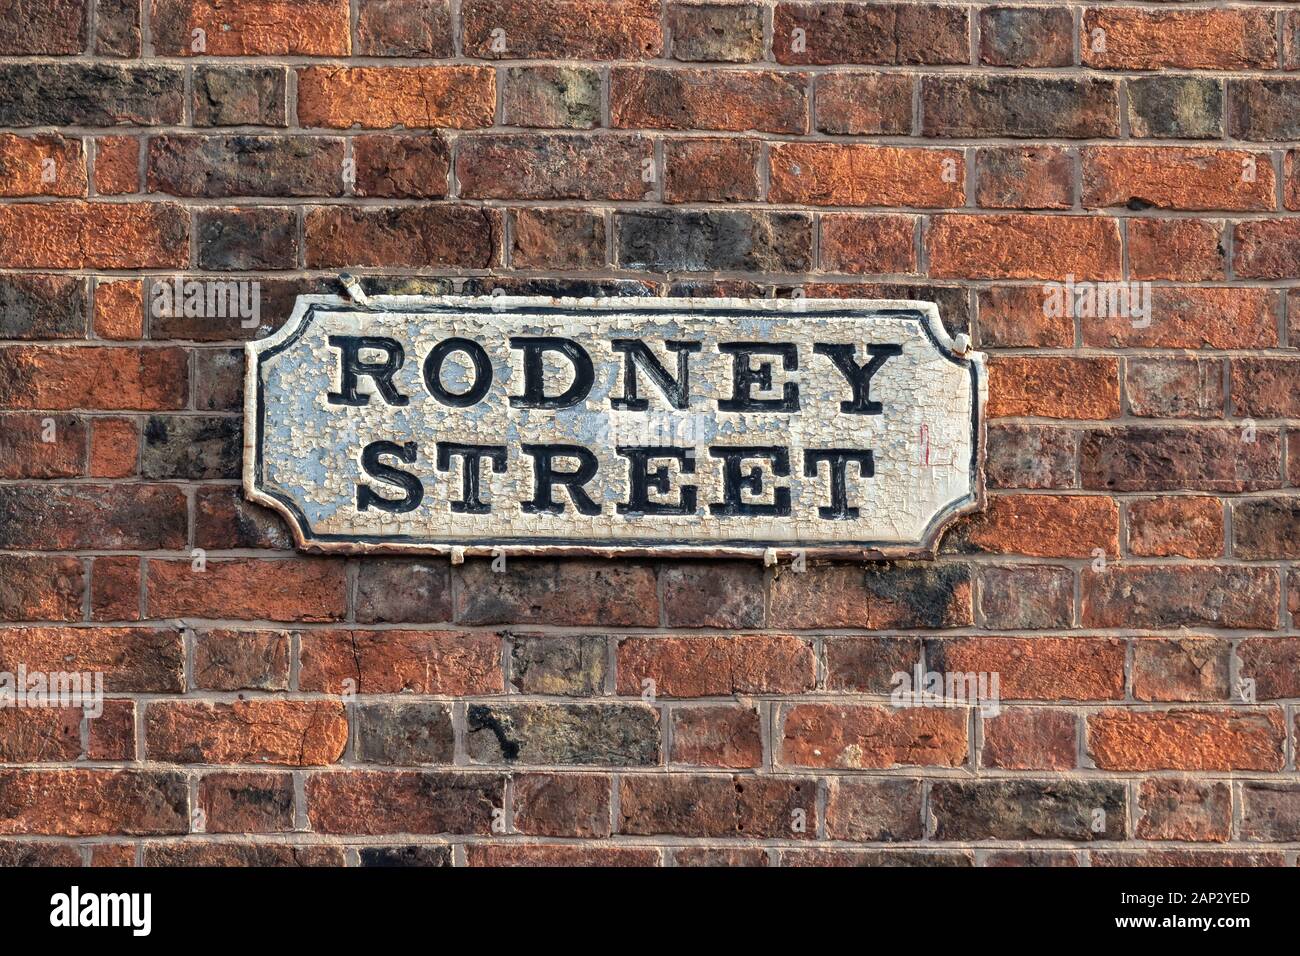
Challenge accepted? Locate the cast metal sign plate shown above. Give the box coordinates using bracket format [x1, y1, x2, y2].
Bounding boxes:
[244, 295, 986, 559]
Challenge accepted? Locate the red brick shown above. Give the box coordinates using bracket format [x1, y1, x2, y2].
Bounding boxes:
[770, 144, 964, 208]
[455, 559, 659, 627]
[769, 563, 973, 630]
[976, 146, 1073, 210]
[1087, 708, 1285, 771]
[988, 356, 1120, 421]
[0, 770, 187, 836]
[94, 137, 140, 195]
[146, 700, 348, 765]
[664, 138, 761, 203]
[616, 635, 814, 697]
[458, 134, 651, 200]
[0, 203, 187, 269]
[1133, 636, 1231, 702]
[1125, 357, 1224, 420]
[1082, 8, 1276, 70]
[1092, 849, 1285, 867]
[1233, 498, 1300, 560]
[0, 413, 85, 478]
[0, 627, 182, 692]
[1127, 497, 1222, 558]
[927, 215, 1122, 280]
[0, 134, 86, 198]
[0, 0, 86, 54]
[980, 6, 1072, 67]
[976, 286, 1073, 348]
[813, 72, 912, 135]
[306, 771, 503, 835]
[0, 346, 186, 412]
[198, 771, 295, 833]
[825, 778, 923, 841]
[783, 848, 973, 867]
[1237, 637, 1300, 700]
[351, 134, 450, 199]
[669, 2, 764, 63]
[1082, 147, 1274, 212]
[304, 205, 499, 269]
[88, 844, 136, 867]
[194, 629, 291, 691]
[1082, 565, 1279, 629]
[1080, 425, 1281, 493]
[1233, 220, 1300, 280]
[671, 706, 763, 768]
[462, 0, 663, 59]
[673, 847, 768, 866]
[780, 704, 968, 769]
[91, 557, 141, 622]
[146, 558, 347, 622]
[930, 637, 1125, 701]
[1081, 287, 1278, 349]
[921, 75, 1120, 138]
[510, 209, 606, 270]
[947, 494, 1119, 559]
[467, 844, 659, 866]
[773, 2, 968, 66]
[984, 850, 1079, 867]
[0, 484, 186, 550]
[297, 66, 496, 129]
[1239, 783, 1300, 842]
[611, 67, 808, 134]
[0, 555, 83, 621]
[512, 773, 611, 838]
[0, 708, 81, 762]
[89, 417, 138, 478]
[93, 280, 143, 340]
[977, 565, 1074, 630]
[299, 629, 502, 695]
[143, 844, 344, 866]
[151, 0, 351, 56]
[0, 843, 83, 866]
[819, 214, 916, 275]
[618, 774, 817, 838]
[660, 562, 764, 629]
[1128, 218, 1225, 281]
[87, 700, 136, 761]
[1232, 358, 1300, 418]
[356, 0, 452, 56]
[981, 708, 1076, 770]
[1137, 779, 1231, 842]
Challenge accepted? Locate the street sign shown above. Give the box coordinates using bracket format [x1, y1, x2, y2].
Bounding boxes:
[244, 295, 985, 559]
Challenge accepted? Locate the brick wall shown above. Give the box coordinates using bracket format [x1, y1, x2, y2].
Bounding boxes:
[1, 0, 1299, 867]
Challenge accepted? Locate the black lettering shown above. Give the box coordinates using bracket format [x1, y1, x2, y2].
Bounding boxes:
[708, 446, 791, 517]
[804, 449, 874, 520]
[509, 337, 594, 409]
[327, 336, 409, 407]
[717, 342, 799, 413]
[423, 338, 493, 408]
[610, 340, 701, 411]
[357, 440, 423, 514]
[521, 443, 602, 516]
[435, 442, 507, 514]
[616, 446, 697, 516]
[814, 343, 902, 415]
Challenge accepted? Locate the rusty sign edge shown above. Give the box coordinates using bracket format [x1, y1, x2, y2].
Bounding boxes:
[243, 294, 988, 561]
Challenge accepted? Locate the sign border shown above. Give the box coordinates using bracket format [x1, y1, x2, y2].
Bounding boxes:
[244, 295, 987, 561]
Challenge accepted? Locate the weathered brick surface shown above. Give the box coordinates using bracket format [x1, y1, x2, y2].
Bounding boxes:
[0, 1, 1290, 868]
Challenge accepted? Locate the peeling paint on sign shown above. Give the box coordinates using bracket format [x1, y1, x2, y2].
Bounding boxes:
[244, 295, 986, 559]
